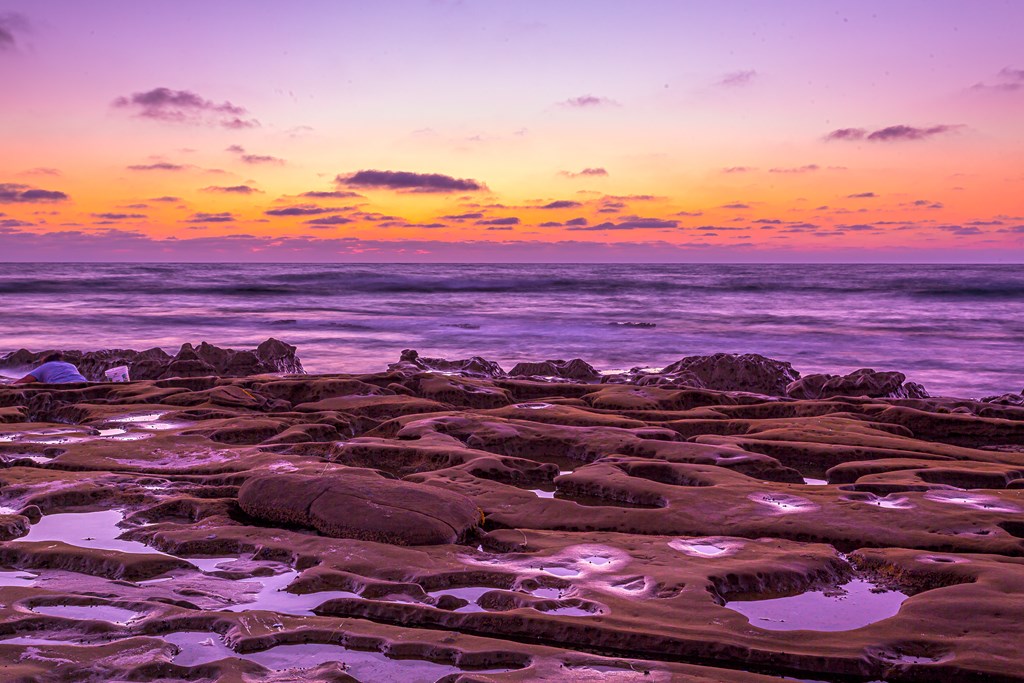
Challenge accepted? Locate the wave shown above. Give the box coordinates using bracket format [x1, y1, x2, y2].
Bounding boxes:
[2, 265, 1023, 302]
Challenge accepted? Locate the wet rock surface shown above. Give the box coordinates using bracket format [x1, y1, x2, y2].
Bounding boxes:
[0, 364, 1022, 681]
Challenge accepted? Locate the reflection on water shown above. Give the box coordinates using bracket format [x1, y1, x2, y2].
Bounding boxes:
[726, 578, 907, 631]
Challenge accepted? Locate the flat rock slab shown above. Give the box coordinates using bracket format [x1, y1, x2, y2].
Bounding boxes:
[239, 472, 481, 545]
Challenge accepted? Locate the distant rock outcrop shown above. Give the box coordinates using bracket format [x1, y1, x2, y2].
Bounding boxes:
[0, 338, 303, 381]
[390, 349, 505, 378]
[653, 353, 801, 396]
[981, 391, 1024, 406]
[787, 368, 929, 400]
[508, 358, 601, 381]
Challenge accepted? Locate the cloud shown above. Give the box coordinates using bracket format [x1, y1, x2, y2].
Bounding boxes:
[242, 154, 284, 165]
[867, 125, 961, 141]
[566, 217, 678, 231]
[540, 200, 582, 209]
[0, 13, 29, 52]
[21, 167, 61, 177]
[127, 162, 185, 171]
[0, 228, 610, 262]
[721, 202, 751, 209]
[717, 70, 757, 87]
[476, 217, 520, 226]
[226, 144, 284, 165]
[826, 125, 962, 142]
[847, 192, 877, 199]
[112, 87, 259, 128]
[440, 212, 484, 220]
[0, 183, 69, 203]
[675, 210, 703, 217]
[338, 170, 484, 193]
[769, 164, 820, 174]
[936, 224, 983, 236]
[305, 216, 353, 226]
[0, 218, 33, 228]
[607, 194, 661, 202]
[560, 167, 608, 177]
[560, 95, 618, 108]
[150, 196, 181, 202]
[265, 205, 336, 217]
[92, 213, 146, 220]
[186, 212, 235, 223]
[722, 166, 754, 173]
[971, 68, 1024, 93]
[565, 217, 588, 226]
[824, 128, 867, 141]
[202, 185, 260, 194]
[300, 190, 363, 199]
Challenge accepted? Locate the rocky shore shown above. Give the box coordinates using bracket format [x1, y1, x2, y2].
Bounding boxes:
[0, 343, 1022, 681]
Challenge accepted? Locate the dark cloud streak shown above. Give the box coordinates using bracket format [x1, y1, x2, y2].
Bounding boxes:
[0, 183, 69, 203]
[113, 87, 259, 128]
[338, 170, 483, 193]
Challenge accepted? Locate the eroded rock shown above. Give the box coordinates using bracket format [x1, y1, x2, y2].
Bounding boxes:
[787, 368, 929, 400]
[238, 472, 482, 545]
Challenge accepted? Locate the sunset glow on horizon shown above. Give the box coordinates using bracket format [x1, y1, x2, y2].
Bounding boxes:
[2, 0, 1022, 262]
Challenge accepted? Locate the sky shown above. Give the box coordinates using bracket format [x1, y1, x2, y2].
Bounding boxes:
[0, 0, 1022, 262]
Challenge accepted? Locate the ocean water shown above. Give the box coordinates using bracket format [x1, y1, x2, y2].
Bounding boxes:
[0, 263, 1021, 398]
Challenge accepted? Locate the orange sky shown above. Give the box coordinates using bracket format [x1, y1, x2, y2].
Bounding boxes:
[1, 1, 1022, 261]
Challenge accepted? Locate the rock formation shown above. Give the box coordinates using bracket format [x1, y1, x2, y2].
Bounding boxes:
[0, 362, 1023, 681]
[0, 338, 303, 381]
[786, 368, 930, 400]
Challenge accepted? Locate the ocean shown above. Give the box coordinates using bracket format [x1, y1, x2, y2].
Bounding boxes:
[0, 263, 1021, 398]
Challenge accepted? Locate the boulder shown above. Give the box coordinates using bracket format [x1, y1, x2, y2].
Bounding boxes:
[238, 472, 481, 545]
[658, 353, 800, 395]
[508, 358, 600, 380]
[787, 368, 930, 400]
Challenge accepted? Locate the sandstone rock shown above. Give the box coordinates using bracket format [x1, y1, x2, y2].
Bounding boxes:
[508, 358, 600, 380]
[0, 338, 304, 381]
[238, 472, 481, 545]
[390, 349, 506, 378]
[787, 368, 930, 400]
[981, 391, 1024, 406]
[656, 353, 800, 395]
